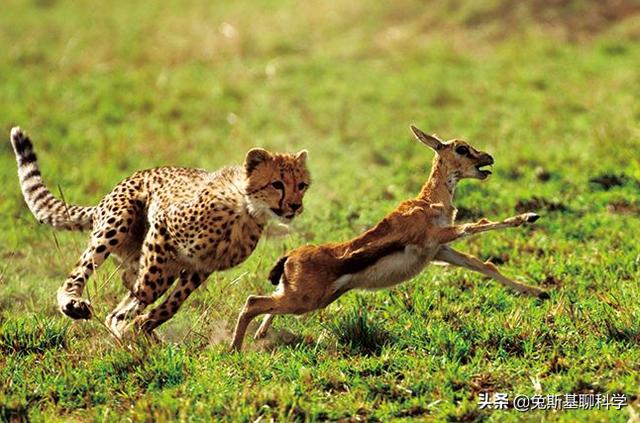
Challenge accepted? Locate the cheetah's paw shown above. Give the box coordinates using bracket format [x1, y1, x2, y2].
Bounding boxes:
[60, 298, 92, 320]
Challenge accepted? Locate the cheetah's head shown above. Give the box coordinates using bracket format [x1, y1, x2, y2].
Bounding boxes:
[244, 148, 311, 223]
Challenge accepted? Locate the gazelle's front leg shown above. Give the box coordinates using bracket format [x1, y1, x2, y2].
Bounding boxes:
[437, 213, 540, 244]
[231, 295, 280, 352]
[434, 245, 549, 299]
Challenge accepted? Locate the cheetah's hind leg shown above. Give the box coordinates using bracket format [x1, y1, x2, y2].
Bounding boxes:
[105, 292, 146, 339]
[120, 314, 165, 344]
[106, 296, 163, 345]
[124, 270, 207, 343]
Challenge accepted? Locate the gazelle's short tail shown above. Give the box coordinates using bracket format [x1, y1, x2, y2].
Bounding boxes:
[10, 127, 94, 230]
[268, 255, 289, 285]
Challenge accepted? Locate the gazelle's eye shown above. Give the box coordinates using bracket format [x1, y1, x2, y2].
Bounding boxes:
[298, 182, 307, 190]
[455, 146, 470, 155]
[271, 181, 284, 190]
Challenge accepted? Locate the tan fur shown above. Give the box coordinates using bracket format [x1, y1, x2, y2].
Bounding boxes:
[231, 125, 548, 351]
[10, 127, 310, 339]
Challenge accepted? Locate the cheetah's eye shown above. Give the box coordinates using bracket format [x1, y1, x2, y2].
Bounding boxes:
[455, 146, 470, 156]
[298, 182, 307, 190]
[271, 181, 284, 190]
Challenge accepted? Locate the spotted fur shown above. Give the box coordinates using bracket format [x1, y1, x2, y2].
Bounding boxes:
[10, 127, 311, 338]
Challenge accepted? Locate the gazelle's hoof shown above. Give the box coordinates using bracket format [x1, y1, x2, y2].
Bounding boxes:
[524, 213, 540, 223]
[254, 328, 268, 340]
[537, 290, 551, 300]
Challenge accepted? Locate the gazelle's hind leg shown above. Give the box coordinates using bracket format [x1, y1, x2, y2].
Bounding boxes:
[231, 295, 284, 351]
[254, 314, 275, 339]
[434, 246, 549, 299]
[232, 276, 327, 351]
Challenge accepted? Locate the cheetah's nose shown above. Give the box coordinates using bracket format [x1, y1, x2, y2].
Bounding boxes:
[289, 203, 301, 211]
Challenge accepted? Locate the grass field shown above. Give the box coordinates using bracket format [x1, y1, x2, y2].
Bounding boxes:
[1, 0, 639, 421]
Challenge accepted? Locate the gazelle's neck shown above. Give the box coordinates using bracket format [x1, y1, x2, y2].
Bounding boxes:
[417, 156, 458, 209]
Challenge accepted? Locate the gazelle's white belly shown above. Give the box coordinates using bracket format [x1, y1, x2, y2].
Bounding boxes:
[334, 245, 436, 292]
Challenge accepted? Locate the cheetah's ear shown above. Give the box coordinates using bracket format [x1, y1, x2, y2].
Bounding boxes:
[410, 125, 444, 152]
[295, 149, 308, 164]
[245, 148, 272, 174]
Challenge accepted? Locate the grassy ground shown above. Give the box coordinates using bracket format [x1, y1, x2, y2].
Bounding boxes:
[1, 0, 639, 421]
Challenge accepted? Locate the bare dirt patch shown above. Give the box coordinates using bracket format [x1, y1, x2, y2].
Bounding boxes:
[465, 0, 640, 40]
[607, 199, 640, 215]
[535, 166, 552, 182]
[589, 173, 631, 190]
[515, 196, 568, 213]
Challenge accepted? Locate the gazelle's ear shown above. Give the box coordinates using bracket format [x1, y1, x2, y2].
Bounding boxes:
[295, 149, 308, 163]
[244, 148, 272, 174]
[410, 125, 444, 151]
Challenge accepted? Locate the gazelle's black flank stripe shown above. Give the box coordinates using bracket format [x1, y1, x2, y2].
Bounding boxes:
[10, 127, 95, 231]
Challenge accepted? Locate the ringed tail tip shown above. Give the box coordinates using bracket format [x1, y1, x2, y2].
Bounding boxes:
[10, 126, 33, 156]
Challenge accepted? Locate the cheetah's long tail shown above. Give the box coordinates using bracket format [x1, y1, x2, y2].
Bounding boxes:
[10, 127, 94, 230]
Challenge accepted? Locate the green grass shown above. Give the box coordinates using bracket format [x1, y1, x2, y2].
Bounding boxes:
[1, 0, 639, 421]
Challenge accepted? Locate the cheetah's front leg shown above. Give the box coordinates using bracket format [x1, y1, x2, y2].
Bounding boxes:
[57, 203, 139, 320]
[130, 270, 208, 334]
[105, 226, 180, 339]
[57, 243, 108, 319]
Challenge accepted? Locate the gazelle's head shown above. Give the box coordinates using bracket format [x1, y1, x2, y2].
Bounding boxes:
[410, 125, 494, 180]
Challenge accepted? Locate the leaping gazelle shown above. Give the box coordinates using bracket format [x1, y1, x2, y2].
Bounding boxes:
[231, 125, 548, 351]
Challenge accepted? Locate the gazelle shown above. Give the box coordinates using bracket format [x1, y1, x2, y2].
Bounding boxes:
[231, 125, 548, 351]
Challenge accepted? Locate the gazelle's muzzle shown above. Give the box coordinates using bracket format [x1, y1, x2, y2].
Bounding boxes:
[475, 154, 494, 179]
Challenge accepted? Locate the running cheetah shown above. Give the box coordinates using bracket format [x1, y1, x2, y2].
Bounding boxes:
[10, 127, 310, 338]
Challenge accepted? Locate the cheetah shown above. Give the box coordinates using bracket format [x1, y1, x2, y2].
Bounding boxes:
[10, 127, 310, 338]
